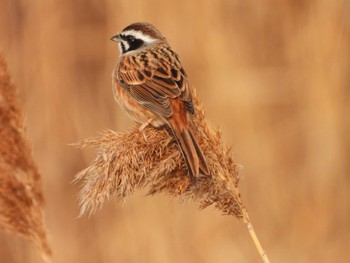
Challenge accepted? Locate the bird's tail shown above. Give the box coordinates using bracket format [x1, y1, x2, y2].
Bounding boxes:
[170, 124, 210, 182]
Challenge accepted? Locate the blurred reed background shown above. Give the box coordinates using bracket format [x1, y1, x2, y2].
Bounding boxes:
[0, 0, 349, 262]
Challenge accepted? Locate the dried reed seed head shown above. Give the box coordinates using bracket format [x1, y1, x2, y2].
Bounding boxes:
[75, 91, 247, 221]
[0, 54, 52, 262]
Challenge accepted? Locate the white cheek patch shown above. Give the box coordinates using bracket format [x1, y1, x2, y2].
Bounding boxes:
[118, 41, 129, 54]
[122, 30, 157, 45]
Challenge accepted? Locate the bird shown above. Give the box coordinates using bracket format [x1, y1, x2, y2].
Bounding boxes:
[111, 22, 209, 182]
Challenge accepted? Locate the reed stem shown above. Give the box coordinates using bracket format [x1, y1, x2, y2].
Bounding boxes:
[245, 220, 270, 263]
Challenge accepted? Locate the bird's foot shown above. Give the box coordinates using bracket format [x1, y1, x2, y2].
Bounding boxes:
[139, 118, 154, 141]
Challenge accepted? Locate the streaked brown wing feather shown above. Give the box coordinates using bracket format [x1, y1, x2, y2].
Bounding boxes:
[118, 50, 193, 118]
[120, 69, 144, 85]
[130, 85, 172, 117]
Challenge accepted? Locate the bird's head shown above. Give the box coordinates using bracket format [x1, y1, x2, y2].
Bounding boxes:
[111, 22, 166, 55]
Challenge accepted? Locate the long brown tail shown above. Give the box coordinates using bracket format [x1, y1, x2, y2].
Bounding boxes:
[169, 123, 210, 181]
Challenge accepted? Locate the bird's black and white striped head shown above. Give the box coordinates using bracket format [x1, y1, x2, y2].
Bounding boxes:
[111, 22, 166, 55]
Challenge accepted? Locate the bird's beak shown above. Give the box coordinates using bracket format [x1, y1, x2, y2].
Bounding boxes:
[111, 34, 122, 42]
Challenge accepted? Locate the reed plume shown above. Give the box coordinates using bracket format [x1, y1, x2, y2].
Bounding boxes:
[0, 55, 51, 262]
[75, 92, 269, 262]
[75, 94, 241, 214]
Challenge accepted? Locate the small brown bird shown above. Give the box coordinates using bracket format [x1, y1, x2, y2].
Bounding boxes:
[111, 22, 209, 182]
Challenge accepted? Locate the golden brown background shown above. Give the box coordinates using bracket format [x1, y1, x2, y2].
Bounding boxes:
[1, 0, 349, 262]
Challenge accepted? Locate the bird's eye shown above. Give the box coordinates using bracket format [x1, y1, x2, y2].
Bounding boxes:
[127, 35, 135, 42]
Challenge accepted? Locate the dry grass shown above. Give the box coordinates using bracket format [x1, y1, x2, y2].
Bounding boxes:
[0, 55, 51, 262]
[75, 93, 269, 261]
[74, 95, 244, 218]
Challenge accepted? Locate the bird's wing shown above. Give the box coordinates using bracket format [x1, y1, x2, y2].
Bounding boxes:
[117, 49, 209, 179]
[117, 50, 194, 118]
